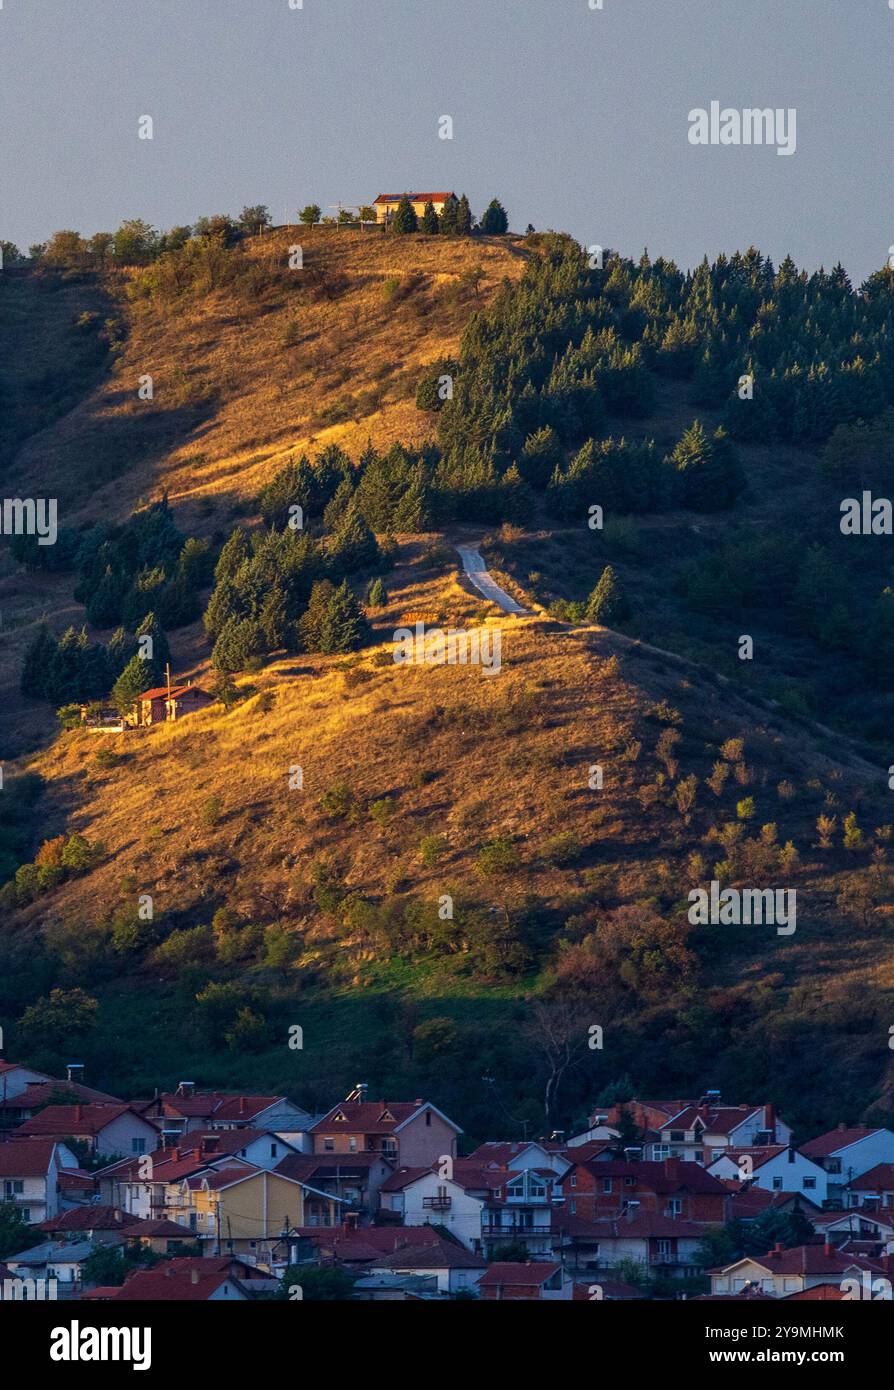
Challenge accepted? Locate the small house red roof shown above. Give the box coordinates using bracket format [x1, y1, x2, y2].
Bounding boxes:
[373, 192, 455, 205]
[479, 1262, 560, 1287]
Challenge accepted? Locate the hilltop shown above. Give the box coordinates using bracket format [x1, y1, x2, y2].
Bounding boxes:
[2, 229, 894, 1141]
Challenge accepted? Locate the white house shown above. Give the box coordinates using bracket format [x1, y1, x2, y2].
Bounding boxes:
[380, 1166, 498, 1253]
[708, 1146, 829, 1204]
[0, 1139, 79, 1223]
[369, 1241, 486, 1295]
[6, 1239, 109, 1289]
[709, 1243, 888, 1298]
[801, 1127, 894, 1200]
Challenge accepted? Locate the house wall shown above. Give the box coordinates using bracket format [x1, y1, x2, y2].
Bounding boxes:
[829, 1133, 894, 1183]
[1, 1173, 50, 1222]
[96, 1113, 159, 1159]
[402, 1173, 483, 1251]
[398, 1111, 458, 1167]
[709, 1151, 828, 1202]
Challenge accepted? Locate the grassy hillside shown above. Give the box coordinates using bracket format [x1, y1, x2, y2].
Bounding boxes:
[3, 231, 894, 1143]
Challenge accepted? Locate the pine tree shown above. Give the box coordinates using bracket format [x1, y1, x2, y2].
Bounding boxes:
[133, 611, 169, 685]
[439, 196, 459, 235]
[318, 580, 369, 654]
[366, 577, 387, 607]
[672, 420, 744, 511]
[586, 565, 631, 625]
[211, 617, 265, 674]
[480, 199, 509, 235]
[391, 195, 418, 235]
[421, 201, 439, 235]
[20, 624, 56, 699]
[330, 505, 380, 573]
[111, 652, 154, 715]
[456, 194, 473, 236]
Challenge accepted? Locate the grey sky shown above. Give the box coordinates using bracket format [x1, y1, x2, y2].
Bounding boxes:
[1, 0, 891, 282]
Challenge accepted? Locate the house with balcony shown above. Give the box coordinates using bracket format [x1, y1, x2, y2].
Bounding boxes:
[136, 1083, 311, 1139]
[845, 1163, 894, 1213]
[15, 1103, 159, 1161]
[309, 1086, 461, 1169]
[557, 1156, 730, 1225]
[598, 1096, 792, 1165]
[555, 1210, 707, 1278]
[0, 1139, 78, 1224]
[178, 1165, 344, 1262]
[95, 1137, 261, 1220]
[274, 1151, 393, 1221]
[380, 1162, 503, 1253]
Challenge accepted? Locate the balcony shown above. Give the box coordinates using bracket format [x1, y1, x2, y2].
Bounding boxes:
[422, 1196, 451, 1210]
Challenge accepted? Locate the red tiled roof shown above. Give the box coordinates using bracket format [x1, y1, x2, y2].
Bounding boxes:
[801, 1127, 884, 1158]
[40, 1205, 130, 1232]
[479, 1262, 560, 1288]
[95, 1130, 269, 1182]
[0, 1080, 121, 1110]
[137, 684, 207, 702]
[108, 1259, 237, 1301]
[848, 1163, 894, 1191]
[275, 1153, 386, 1183]
[372, 1239, 486, 1271]
[310, 1101, 421, 1134]
[373, 192, 455, 204]
[379, 1166, 433, 1193]
[724, 1245, 886, 1277]
[0, 1139, 59, 1176]
[15, 1103, 135, 1137]
[560, 1158, 728, 1195]
[554, 1212, 707, 1241]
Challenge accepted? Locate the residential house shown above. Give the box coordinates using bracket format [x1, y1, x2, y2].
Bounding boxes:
[368, 1238, 486, 1296]
[179, 1165, 343, 1262]
[599, 1097, 791, 1165]
[707, 1145, 829, 1204]
[846, 1163, 894, 1213]
[274, 1151, 393, 1220]
[0, 1059, 57, 1103]
[380, 1163, 503, 1254]
[6, 1240, 106, 1292]
[800, 1126, 894, 1202]
[15, 1104, 159, 1160]
[277, 1221, 446, 1273]
[807, 1207, 894, 1248]
[555, 1210, 707, 1278]
[0, 1139, 79, 1223]
[478, 1261, 573, 1301]
[372, 192, 456, 225]
[95, 1139, 259, 1220]
[37, 1204, 197, 1256]
[310, 1087, 461, 1168]
[0, 1078, 121, 1131]
[708, 1242, 889, 1298]
[127, 681, 213, 728]
[136, 1084, 310, 1139]
[557, 1157, 730, 1225]
[102, 1257, 253, 1301]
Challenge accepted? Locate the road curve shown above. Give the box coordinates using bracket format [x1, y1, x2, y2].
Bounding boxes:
[455, 545, 528, 616]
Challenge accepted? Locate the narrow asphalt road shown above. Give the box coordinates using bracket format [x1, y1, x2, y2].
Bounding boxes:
[455, 545, 528, 615]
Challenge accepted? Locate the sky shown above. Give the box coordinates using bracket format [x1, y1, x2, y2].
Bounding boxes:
[1, 0, 892, 282]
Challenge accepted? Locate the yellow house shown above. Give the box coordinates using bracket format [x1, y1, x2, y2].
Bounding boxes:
[373, 191, 456, 225]
[181, 1167, 342, 1264]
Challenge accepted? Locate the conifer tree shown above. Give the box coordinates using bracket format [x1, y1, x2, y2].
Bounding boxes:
[318, 580, 369, 654]
[20, 625, 56, 699]
[421, 201, 439, 235]
[456, 194, 473, 236]
[480, 199, 509, 235]
[586, 565, 631, 625]
[391, 195, 418, 234]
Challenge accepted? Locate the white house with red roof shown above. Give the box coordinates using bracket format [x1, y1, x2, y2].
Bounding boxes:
[136, 1083, 310, 1139]
[555, 1210, 707, 1278]
[0, 1139, 78, 1223]
[845, 1163, 894, 1213]
[800, 1126, 894, 1201]
[96, 1130, 293, 1218]
[598, 1096, 792, 1164]
[707, 1145, 829, 1203]
[380, 1162, 502, 1254]
[0, 1059, 56, 1101]
[709, 1241, 890, 1298]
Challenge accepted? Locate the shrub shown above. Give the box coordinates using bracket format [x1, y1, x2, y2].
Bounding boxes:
[477, 836, 521, 877]
[541, 831, 582, 867]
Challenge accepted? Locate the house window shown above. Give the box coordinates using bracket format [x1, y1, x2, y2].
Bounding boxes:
[425, 1111, 432, 1126]
[570, 1200, 577, 1215]
[21, 1209, 30, 1223]
[772, 1178, 783, 1191]
[669, 1131, 685, 1142]
[667, 1198, 682, 1216]
[656, 1240, 673, 1260]
[652, 1146, 670, 1161]
[570, 1172, 577, 1188]
[270, 1144, 278, 1158]
[623, 1176, 635, 1188]
[803, 1177, 816, 1190]
[826, 1159, 842, 1174]
[383, 1139, 397, 1156]
[132, 1139, 146, 1155]
[323, 1138, 334, 1151]
[602, 1179, 613, 1194]
[711, 1149, 724, 1161]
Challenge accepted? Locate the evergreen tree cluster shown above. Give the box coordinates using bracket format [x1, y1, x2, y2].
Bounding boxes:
[389, 193, 495, 237]
[21, 612, 171, 708]
[428, 241, 894, 523]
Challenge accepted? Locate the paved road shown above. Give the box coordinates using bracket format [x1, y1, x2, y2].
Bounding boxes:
[455, 545, 528, 615]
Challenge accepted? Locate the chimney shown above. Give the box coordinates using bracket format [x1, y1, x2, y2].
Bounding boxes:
[191, 1269, 200, 1285]
[774, 1242, 784, 1253]
[66, 1063, 85, 1085]
[238, 1097, 246, 1115]
[170, 1148, 180, 1162]
[838, 1122, 847, 1132]
[177, 1081, 196, 1098]
[824, 1241, 832, 1257]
